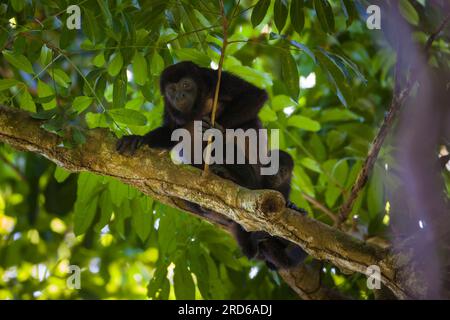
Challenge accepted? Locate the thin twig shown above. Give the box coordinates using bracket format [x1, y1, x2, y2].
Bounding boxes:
[337, 87, 411, 225]
[203, 0, 228, 174]
[301, 192, 338, 223]
[425, 13, 450, 54]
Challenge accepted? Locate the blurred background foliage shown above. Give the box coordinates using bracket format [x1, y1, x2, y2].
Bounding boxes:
[0, 0, 448, 299]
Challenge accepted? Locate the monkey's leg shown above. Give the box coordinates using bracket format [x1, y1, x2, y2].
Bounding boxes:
[259, 237, 308, 270]
[230, 223, 259, 260]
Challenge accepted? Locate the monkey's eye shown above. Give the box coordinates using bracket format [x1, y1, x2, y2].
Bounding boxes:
[182, 81, 191, 89]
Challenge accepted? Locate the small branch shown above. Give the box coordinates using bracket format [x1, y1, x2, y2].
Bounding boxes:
[301, 192, 337, 223]
[425, 13, 450, 54]
[338, 12, 450, 226]
[338, 87, 411, 224]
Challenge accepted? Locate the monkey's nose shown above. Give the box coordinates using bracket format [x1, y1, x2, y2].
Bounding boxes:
[176, 92, 186, 101]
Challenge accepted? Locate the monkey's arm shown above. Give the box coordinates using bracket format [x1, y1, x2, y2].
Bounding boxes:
[216, 72, 268, 128]
[116, 126, 175, 154]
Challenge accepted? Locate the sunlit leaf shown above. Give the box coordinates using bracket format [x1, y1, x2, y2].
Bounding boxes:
[108, 108, 147, 126]
[2, 51, 34, 74]
[287, 115, 321, 132]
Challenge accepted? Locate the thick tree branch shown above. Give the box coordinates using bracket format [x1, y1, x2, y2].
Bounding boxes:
[0, 105, 425, 299]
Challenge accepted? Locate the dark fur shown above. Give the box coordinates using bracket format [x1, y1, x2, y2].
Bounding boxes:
[117, 61, 307, 269]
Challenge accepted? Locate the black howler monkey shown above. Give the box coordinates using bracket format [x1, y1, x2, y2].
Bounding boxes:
[117, 61, 307, 269]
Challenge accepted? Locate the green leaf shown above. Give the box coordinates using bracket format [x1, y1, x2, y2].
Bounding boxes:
[290, 0, 305, 34]
[272, 95, 297, 111]
[399, 0, 419, 26]
[73, 96, 94, 114]
[74, 195, 98, 235]
[300, 157, 322, 173]
[259, 105, 278, 122]
[30, 109, 57, 120]
[193, 9, 211, 27]
[41, 119, 63, 136]
[73, 173, 103, 235]
[115, 201, 131, 239]
[325, 160, 348, 207]
[148, 265, 168, 299]
[11, 0, 25, 12]
[94, 190, 113, 232]
[83, 69, 102, 96]
[54, 167, 71, 183]
[2, 51, 34, 74]
[341, 0, 359, 27]
[95, 75, 107, 100]
[174, 257, 195, 300]
[19, 90, 36, 112]
[316, 50, 351, 107]
[150, 52, 165, 76]
[93, 52, 106, 67]
[0, 79, 20, 91]
[108, 179, 129, 207]
[39, 45, 52, 67]
[280, 51, 299, 99]
[82, 8, 98, 43]
[96, 0, 113, 27]
[326, 130, 347, 151]
[320, 49, 367, 84]
[287, 115, 321, 132]
[174, 48, 210, 67]
[188, 247, 212, 299]
[125, 96, 144, 110]
[274, 0, 288, 32]
[85, 112, 109, 129]
[133, 52, 148, 86]
[108, 52, 124, 77]
[112, 71, 127, 109]
[226, 65, 272, 88]
[293, 165, 315, 197]
[51, 68, 72, 88]
[251, 0, 271, 27]
[314, 0, 335, 33]
[109, 109, 147, 126]
[131, 197, 153, 242]
[320, 108, 360, 122]
[208, 243, 241, 270]
[37, 80, 56, 110]
[288, 39, 316, 63]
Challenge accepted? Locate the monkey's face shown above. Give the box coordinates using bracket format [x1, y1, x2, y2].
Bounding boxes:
[165, 77, 198, 113]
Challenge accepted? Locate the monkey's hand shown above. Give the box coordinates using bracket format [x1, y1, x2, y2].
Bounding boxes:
[116, 135, 145, 155]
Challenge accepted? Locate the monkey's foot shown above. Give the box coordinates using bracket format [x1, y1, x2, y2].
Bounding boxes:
[286, 201, 308, 216]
